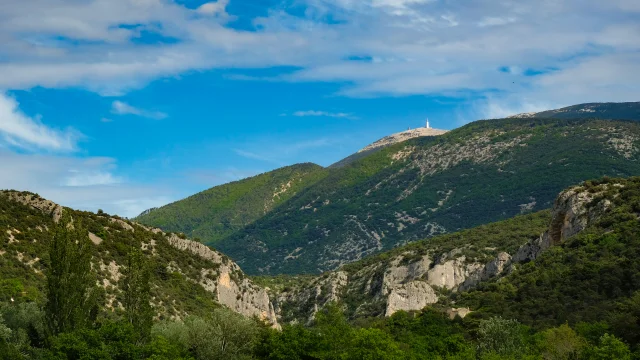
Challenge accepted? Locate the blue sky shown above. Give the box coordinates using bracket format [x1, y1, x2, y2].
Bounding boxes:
[0, 0, 639, 217]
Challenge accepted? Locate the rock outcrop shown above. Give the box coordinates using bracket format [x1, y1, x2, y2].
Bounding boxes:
[514, 184, 614, 262]
[3, 191, 63, 223]
[166, 234, 279, 327]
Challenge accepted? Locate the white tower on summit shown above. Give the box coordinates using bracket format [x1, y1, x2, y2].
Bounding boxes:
[425, 118, 431, 129]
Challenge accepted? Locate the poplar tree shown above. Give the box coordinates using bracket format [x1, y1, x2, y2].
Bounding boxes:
[44, 214, 98, 335]
[122, 233, 153, 342]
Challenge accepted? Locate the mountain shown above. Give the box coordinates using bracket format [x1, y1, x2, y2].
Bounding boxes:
[0, 191, 278, 326]
[330, 126, 448, 168]
[509, 101, 640, 120]
[215, 117, 640, 275]
[271, 176, 640, 348]
[134, 163, 327, 244]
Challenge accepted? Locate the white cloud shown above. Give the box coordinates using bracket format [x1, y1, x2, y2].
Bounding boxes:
[64, 170, 123, 187]
[0, 151, 174, 217]
[292, 110, 355, 118]
[0, 93, 80, 152]
[0, 0, 637, 117]
[111, 100, 167, 119]
[197, 0, 229, 16]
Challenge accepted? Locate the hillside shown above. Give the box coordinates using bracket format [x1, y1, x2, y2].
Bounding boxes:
[458, 176, 640, 341]
[509, 101, 640, 119]
[216, 117, 640, 275]
[0, 191, 278, 326]
[135, 163, 327, 244]
[269, 210, 551, 323]
[269, 176, 640, 348]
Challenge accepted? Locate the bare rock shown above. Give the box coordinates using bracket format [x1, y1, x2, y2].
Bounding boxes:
[88, 232, 103, 245]
[385, 281, 438, 316]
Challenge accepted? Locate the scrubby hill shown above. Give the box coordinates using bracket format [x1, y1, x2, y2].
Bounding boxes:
[135, 163, 327, 244]
[217, 117, 640, 275]
[459, 177, 640, 342]
[0, 191, 278, 326]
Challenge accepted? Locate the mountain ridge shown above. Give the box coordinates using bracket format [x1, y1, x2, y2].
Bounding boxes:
[135, 163, 327, 244]
[509, 101, 640, 119]
[215, 117, 640, 275]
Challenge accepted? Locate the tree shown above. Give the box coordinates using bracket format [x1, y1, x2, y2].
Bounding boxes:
[123, 237, 153, 342]
[477, 316, 527, 358]
[44, 214, 98, 336]
[585, 334, 631, 360]
[349, 328, 403, 360]
[152, 309, 260, 360]
[537, 323, 585, 360]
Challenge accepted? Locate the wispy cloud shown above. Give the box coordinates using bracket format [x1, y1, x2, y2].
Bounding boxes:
[292, 110, 356, 119]
[0, 151, 172, 217]
[0, 93, 80, 152]
[111, 101, 168, 120]
[233, 137, 337, 165]
[233, 149, 281, 164]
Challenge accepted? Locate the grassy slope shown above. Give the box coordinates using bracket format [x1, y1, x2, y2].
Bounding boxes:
[135, 163, 327, 244]
[218, 118, 640, 275]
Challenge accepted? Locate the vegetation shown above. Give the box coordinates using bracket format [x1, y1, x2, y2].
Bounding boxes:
[5, 175, 640, 358]
[3, 296, 634, 359]
[457, 177, 640, 345]
[214, 117, 640, 275]
[45, 215, 99, 336]
[528, 101, 640, 120]
[134, 163, 327, 244]
[0, 192, 234, 320]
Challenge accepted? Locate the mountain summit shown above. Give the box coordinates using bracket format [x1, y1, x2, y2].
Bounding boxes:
[357, 127, 448, 153]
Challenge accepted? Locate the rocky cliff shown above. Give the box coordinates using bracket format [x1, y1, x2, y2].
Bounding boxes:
[272, 181, 619, 323]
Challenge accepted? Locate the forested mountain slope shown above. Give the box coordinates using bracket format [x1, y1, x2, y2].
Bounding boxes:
[268, 176, 640, 349]
[218, 118, 640, 275]
[0, 191, 278, 326]
[135, 163, 327, 244]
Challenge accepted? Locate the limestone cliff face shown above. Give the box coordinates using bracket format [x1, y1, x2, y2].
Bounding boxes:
[513, 184, 614, 262]
[165, 234, 279, 327]
[275, 182, 620, 323]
